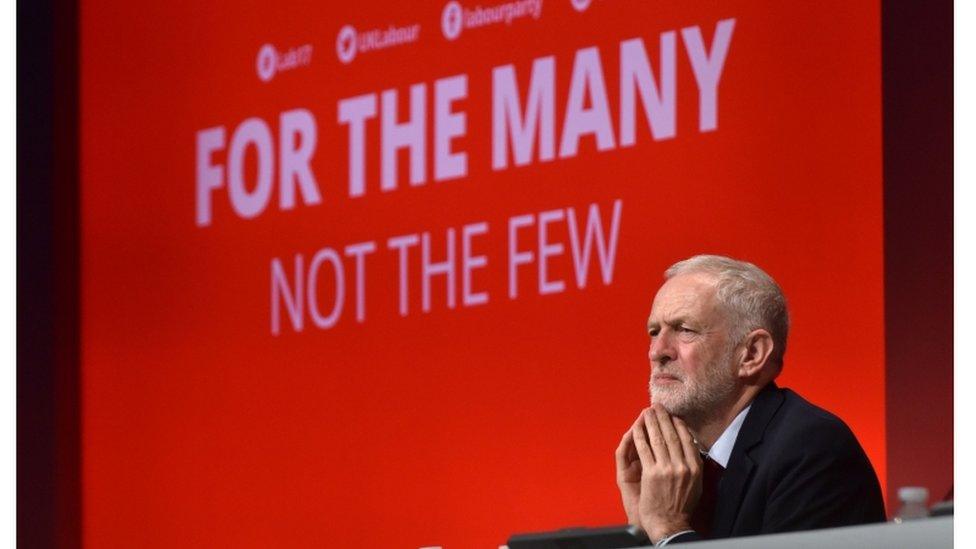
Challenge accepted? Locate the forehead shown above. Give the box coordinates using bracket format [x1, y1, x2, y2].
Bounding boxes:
[648, 273, 722, 324]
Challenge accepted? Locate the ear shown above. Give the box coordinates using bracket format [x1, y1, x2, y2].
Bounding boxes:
[736, 329, 774, 379]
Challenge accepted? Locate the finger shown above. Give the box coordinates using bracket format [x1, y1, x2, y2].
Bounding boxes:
[672, 415, 702, 470]
[616, 427, 634, 470]
[628, 414, 646, 463]
[642, 408, 669, 464]
[653, 403, 685, 463]
[631, 411, 655, 466]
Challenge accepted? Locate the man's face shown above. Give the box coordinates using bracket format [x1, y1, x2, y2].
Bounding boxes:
[646, 273, 739, 419]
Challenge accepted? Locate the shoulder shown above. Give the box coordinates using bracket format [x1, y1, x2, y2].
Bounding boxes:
[767, 388, 860, 448]
[752, 387, 874, 475]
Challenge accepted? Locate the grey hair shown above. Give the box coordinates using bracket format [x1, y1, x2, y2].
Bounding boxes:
[665, 255, 790, 368]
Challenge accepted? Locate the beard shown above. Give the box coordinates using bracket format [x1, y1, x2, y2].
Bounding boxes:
[649, 344, 738, 424]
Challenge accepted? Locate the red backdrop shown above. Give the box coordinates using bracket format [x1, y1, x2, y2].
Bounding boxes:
[81, 1, 884, 546]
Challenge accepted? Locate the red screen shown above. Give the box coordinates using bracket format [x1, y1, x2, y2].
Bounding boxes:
[81, 1, 884, 546]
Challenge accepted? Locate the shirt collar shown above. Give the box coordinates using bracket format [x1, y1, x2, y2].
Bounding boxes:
[704, 404, 752, 468]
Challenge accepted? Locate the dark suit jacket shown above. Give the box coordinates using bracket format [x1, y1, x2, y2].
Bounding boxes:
[670, 382, 886, 543]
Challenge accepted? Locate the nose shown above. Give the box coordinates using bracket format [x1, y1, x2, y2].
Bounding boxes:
[649, 330, 676, 366]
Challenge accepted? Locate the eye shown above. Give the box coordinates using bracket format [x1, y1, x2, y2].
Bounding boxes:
[648, 328, 659, 337]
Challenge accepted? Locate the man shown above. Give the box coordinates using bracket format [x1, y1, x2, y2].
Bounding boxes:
[615, 255, 885, 545]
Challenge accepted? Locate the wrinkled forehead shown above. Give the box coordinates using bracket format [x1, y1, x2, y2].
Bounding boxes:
[648, 273, 724, 325]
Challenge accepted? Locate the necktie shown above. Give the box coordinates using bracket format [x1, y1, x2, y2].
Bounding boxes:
[690, 455, 725, 538]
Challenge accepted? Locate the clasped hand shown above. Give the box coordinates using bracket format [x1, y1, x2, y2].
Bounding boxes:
[615, 404, 703, 543]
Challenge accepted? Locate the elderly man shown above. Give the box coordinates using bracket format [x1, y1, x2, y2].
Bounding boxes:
[616, 255, 885, 545]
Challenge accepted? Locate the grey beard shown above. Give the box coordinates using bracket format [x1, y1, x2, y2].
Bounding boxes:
[649, 363, 738, 425]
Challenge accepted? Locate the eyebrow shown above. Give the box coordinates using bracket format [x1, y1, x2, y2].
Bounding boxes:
[646, 317, 691, 332]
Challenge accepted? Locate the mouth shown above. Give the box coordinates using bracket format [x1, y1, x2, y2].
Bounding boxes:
[652, 373, 682, 384]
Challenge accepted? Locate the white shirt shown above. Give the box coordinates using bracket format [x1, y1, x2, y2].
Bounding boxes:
[704, 404, 752, 467]
[656, 404, 753, 546]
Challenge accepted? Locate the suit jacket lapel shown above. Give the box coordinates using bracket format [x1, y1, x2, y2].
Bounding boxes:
[711, 382, 785, 537]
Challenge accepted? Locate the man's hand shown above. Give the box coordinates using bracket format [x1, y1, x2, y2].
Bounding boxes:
[617, 404, 703, 542]
[615, 416, 644, 526]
